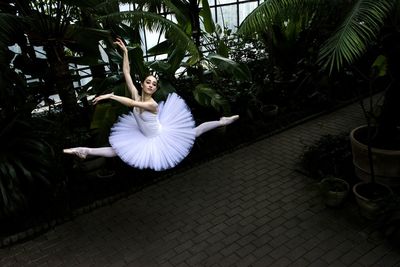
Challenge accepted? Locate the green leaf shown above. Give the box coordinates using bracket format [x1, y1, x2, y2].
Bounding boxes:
[154, 79, 176, 101]
[199, 0, 215, 34]
[0, 165, 10, 206]
[238, 0, 305, 35]
[371, 55, 388, 78]
[147, 40, 173, 55]
[193, 84, 230, 114]
[100, 11, 200, 64]
[65, 56, 105, 65]
[318, 0, 394, 73]
[217, 40, 230, 58]
[13, 160, 33, 183]
[90, 102, 117, 130]
[207, 53, 252, 81]
[147, 61, 171, 72]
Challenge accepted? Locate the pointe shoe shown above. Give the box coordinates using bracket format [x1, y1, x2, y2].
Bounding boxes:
[220, 115, 239, 126]
[63, 147, 89, 159]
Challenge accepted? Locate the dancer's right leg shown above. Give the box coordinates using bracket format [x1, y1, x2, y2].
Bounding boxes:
[63, 147, 117, 159]
[195, 115, 239, 137]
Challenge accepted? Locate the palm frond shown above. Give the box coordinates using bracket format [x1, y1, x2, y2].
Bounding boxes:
[162, 0, 189, 27]
[0, 13, 26, 54]
[100, 10, 200, 65]
[237, 0, 318, 36]
[318, 0, 394, 74]
[93, 0, 164, 12]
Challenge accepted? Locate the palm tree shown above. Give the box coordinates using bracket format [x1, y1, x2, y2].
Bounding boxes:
[0, 0, 113, 117]
[238, 0, 398, 138]
[238, 0, 395, 72]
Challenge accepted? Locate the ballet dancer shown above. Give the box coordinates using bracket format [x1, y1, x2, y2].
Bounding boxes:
[64, 38, 239, 171]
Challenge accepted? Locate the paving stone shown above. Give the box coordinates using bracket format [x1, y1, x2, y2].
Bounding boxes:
[235, 253, 258, 267]
[302, 246, 326, 262]
[286, 246, 308, 261]
[252, 254, 275, 267]
[339, 249, 364, 266]
[375, 251, 400, 266]
[174, 240, 194, 254]
[168, 250, 192, 266]
[291, 257, 313, 267]
[321, 247, 347, 264]
[252, 244, 274, 259]
[185, 251, 208, 266]
[252, 233, 273, 247]
[221, 233, 241, 246]
[269, 245, 291, 260]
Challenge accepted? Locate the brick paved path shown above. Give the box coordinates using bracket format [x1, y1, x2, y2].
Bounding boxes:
[1, 100, 400, 266]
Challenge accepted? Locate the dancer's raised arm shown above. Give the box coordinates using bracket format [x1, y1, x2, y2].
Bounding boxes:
[93, 93, 157, 113]
[114, 38, 140, 101]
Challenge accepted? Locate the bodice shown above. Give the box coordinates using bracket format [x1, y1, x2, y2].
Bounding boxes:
[133, 109, 162, 137]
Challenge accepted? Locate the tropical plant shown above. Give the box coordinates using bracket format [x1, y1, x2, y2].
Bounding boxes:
[100, 0, 251, 114]
[238, 0, 323, 78]
[238, 0, 398, 137]
[0, 0, 114, 118]
[300, 133, 354, 181]
[0, 116, 61, 218]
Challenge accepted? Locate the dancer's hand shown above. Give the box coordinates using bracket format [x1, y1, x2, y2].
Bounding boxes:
[113, 38, 128, 53]
[93, 93, 114, 105]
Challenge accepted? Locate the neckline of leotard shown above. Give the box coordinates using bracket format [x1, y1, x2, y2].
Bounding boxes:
[134, 107, 157, 116]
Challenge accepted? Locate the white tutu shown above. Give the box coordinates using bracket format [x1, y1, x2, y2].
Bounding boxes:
[109, 93, 196, 171]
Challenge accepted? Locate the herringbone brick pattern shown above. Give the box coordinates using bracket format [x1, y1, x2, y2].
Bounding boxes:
[1, 100, 400, 266]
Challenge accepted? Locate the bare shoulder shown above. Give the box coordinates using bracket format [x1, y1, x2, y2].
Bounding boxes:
[151, 98, 158, 106]
[146, 98, 158, 113]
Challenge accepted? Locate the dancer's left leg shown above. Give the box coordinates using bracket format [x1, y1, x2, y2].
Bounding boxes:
[63, 147, 117, 159]
[195, 115, 239, 137]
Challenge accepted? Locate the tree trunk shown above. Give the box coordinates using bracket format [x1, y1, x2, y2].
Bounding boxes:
[45, 43, 79, 116]
[376, 31, 400, 143]
[189, 0, 204, 81]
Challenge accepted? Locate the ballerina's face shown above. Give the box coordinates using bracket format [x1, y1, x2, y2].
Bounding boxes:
[142, 75, 158, 95]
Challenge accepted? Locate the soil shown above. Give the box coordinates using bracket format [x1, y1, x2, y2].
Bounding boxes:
[355, 182, 392, 201]
[354, 126, 400, 150]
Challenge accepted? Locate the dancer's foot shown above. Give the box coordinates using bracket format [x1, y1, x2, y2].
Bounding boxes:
[63, 147, 89, 159]
[219, 115, 239, 126]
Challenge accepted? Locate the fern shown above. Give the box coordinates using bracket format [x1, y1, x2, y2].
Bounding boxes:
[318, 0, 394, 73]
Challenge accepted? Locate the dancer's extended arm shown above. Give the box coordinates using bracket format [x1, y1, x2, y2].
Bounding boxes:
[93, 93, 157, 113]
[114, 38, 140, 101]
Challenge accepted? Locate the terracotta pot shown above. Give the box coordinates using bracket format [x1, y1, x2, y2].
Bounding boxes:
[262, 104, 278, 118]
[350, 125, 400, 187]
[352, 181, 392, 220]
[319, 177, 349, 207]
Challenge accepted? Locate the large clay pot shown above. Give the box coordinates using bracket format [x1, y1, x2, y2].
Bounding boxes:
[352, 181, 392, 220]
[350, 125, 400, 187]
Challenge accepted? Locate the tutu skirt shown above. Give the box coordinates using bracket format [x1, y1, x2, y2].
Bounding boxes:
[109, 93, 196, 171]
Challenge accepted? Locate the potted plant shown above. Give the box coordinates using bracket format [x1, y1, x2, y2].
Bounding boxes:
[349, 56, 395, 219]
[319, 176, 350, 208]
[318, 0, 399, 219]
[261, 104, 279, 118]
[300, 133, 352, 207]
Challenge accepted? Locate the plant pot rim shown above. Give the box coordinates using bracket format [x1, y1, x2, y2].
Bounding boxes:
[262, 104, 278, 111]
[320, 177, 350, 192]
[352, 181, 392, 202]
[350, 125, 400, 155]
